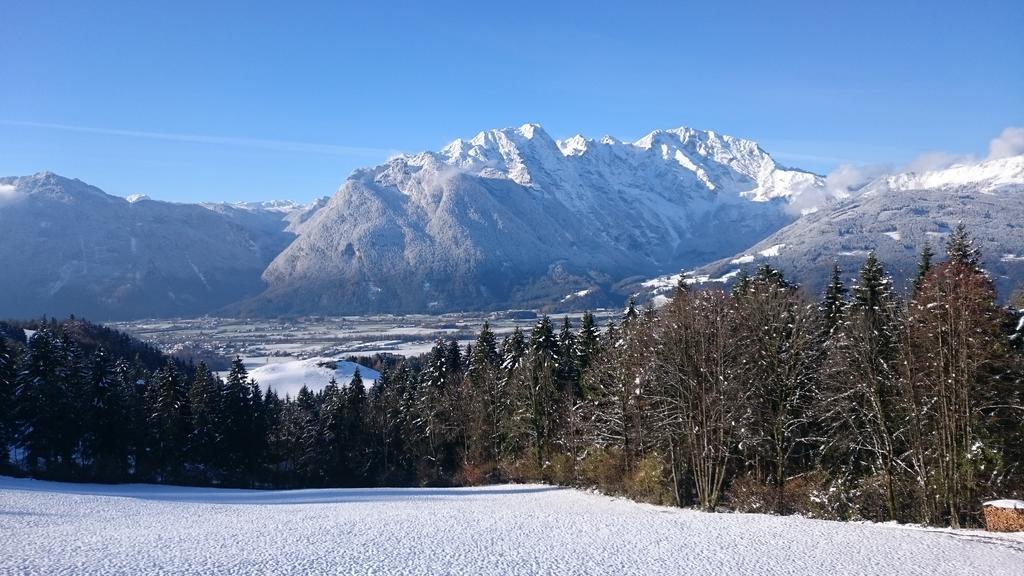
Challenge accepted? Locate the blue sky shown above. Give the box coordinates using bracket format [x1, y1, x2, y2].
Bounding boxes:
[1, 0, 1021, 203]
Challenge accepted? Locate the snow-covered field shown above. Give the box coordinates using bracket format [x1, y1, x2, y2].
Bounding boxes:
[1, 477, 1022, 575]
[247, 358, 380, 397]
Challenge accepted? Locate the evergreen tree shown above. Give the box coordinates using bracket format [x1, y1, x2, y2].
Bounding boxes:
[85, 348, 130, 480]
[529, 316, 558, 359]
[16, 329, 66, 474]
[624, 297, 639, 325]
[246, 378, 267, 484]
[556, 317, 580, 396]
[466, 322, 502, 469]
[55, 333, 87, 471]
[289, 385, 322, 485]
[912, 243, 934, 296]
[219, 357, 253, 482]
[823, 261, 847, 335]
[0, 337, 14, 470]
[946, 222, 982, 270]
[825, 251, 904, 520]
[319, 377, 346, 483]
[731, 271, 753, 297]
[187, 362, 220, 475]
[576, 312, 600, 388]
[147, 360, 188, 481]
[852, 252, 895, 313]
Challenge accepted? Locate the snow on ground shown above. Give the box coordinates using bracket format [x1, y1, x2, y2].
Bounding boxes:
[641, 272, 684, 289]
[758, 243, 785, 257]
[985, 499, 1024, 509]
[1, 477, 1021, 576]
[561, 288, 594, 303]
[248, 357, 379, 398]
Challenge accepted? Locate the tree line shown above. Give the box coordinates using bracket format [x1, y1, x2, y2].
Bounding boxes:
[0, 224, 1021, 527]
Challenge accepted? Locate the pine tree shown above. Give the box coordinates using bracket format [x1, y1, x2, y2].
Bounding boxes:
[825, 251, 904, 520]
[556, 317, 580, 396]
[823, 261, 847, 335]
[466, 322, 502, 469]
[219, 357, 253, 482]
[147, 360, 188, 481]
[624, 297, 639, 325]
[16, 329, 66, 474]
[576, 312, 600, 387]
[113, 358, 146, 479]
[912, 243, 934, 296]
[86, 348, 130, 480]
[344, 369, 368, 481]
[852, 252, 895, 313]
[0, 337, 15, 470]
[946, 222, 981, 270]
[246, 378, 267, 484]
[55, 333, 87, 471]
[731, 271, 753, 297]
[319, 377, 346, 483]
[187, 362, 220, 475]
[418, 340, 458, 481]
[753, 264, 788, 288]
[529, 316, 558, 359]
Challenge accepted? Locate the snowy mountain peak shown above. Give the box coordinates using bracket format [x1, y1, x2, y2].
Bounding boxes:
[0, 171, 112, 204]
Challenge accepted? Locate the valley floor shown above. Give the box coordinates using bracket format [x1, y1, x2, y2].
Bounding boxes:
[1, 476, 1021, 575]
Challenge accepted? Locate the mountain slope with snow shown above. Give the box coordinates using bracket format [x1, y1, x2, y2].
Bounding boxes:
[667, 155, 1024, 299]
[250, 124, 825, 314]
[0, 173, 313, 319]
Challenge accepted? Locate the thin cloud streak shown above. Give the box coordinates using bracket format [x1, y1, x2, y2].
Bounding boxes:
[0, 120, 398, 158]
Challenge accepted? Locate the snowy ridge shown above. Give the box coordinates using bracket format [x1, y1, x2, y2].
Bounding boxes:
[876, 155, 1024, 194]
[395, 123, 823, 204]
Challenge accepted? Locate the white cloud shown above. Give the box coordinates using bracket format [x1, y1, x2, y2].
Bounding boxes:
[783, 163, 889, 216]
[904, 151, 970, 173]
[0, 183, 20, 207]
[988, 126, 1024, 160]
[824, 163, 890, 198]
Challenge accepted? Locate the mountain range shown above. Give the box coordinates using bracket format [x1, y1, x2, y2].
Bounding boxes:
[3, 124, 1022, 319]
[247, 124, 822, 315]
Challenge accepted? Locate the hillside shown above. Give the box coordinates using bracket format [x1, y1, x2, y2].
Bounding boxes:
[0, 173, 311, 319]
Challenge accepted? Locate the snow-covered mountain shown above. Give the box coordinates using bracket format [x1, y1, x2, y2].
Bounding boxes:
[248, 124, 825, 314]
[0, 172, 314, 319]
[651, 155, 1024, 301]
